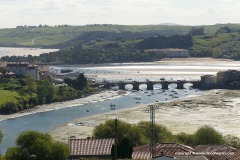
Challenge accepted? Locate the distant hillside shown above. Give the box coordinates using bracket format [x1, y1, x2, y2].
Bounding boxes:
[190, 32, 240, 57]
[0, 23, 240, 48]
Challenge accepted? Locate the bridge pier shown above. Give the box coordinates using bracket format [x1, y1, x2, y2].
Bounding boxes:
[147, 82, 154, 90]
[132, 82, 140, 90]
[162, 81, 168, 90]
[177, 81, 184, 89]
[119, 82, 126, 90]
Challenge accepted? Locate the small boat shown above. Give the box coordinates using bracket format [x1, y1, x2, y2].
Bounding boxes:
[110, 103, 115, 107]
[86, 109, 89, 112]
[134, 97, 141, 100]
[60, 69, 73, 73]
[110, 103, 116, 110]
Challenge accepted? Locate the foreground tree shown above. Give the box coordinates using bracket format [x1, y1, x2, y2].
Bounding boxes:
[93, 119, 141, 159]
[136, 121, 175, 144]
[194, 125, 225, 145]
[5, 130, 69, 160]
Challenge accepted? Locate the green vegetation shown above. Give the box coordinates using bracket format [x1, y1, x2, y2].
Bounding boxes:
[0, 24, 239, 48]
[5, 130, 69, 160]
[0, 25, 190, 47]
[1, 24, 240, 63]
[0, 90, 19, 105]
[1, 35, 193, 64]
[0, 74, 93, 114]
[93, 119, 237, 158]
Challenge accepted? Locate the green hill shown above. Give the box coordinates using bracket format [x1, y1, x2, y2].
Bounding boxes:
[0, 24, 239, 48]
[190, 32, 240, 57]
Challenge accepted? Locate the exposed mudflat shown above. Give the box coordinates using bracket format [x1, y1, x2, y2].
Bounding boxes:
[49, 89, 240, 143]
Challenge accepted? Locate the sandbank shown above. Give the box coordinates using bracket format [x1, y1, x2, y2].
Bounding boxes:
[49, 89, 240, 143]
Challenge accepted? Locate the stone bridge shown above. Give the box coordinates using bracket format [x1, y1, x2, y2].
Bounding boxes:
[94, 80, 200, 90]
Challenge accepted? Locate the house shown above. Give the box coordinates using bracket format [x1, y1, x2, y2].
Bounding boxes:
[132, 143, 203, 160]
[68, 138, 115, 160]
[39, 66, 50, 77]
[145, 49, 189, 58]
[200, 75, 217, 88]
[4, 71, 15, 78]
[199, 70, 240, 89]
[193, 145, 238, 160]
[7, 62, 39, 80]
[132, 143, 208, 160]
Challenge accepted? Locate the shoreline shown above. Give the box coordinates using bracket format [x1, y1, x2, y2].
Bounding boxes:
[49, 89, 240, 143]
[0, 90, 129, 122]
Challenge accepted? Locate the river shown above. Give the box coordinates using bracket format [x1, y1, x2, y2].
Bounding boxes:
[0, 47, 59, 57]
[1, 58, 240, 154]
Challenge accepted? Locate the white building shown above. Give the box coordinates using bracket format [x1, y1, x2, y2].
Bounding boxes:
[146, 48, 189, 58]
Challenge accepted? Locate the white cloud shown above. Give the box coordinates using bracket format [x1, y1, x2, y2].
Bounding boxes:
[0, 0, 240, 28]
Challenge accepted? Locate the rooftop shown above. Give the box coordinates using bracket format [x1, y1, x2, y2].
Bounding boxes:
[68, 138, 115, 156]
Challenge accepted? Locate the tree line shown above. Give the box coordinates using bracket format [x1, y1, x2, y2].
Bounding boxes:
[0, 74, 90, 114]
[93, 119, 240, 159]
[2, 119, 240, 159]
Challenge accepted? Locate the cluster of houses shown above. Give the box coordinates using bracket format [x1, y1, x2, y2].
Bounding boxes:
[200, 70, 240, 89]
[68, 138, 240, 160]
[0, 61, 49, 80]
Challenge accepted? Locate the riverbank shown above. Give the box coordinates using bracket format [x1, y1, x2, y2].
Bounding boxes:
[0, 90, 128, 122]
[49, 89, 240, 143]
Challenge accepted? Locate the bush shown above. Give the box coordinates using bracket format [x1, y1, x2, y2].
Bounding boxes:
[5, 130, 69, 160]
[194, 125, 225, 145]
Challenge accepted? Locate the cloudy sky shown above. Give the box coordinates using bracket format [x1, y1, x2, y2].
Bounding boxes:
[0, 0, 240, 28]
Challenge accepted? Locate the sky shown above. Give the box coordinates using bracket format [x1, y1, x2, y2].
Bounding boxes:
[0, 0, 240, 28]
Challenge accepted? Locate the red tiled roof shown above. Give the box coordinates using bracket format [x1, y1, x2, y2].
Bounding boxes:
[193, 145, 240, 160]
[193, 145, 236, 153]
[203, 150, 240, 160]
[68, 138, 115, 156]
[132, 143, 195, 160]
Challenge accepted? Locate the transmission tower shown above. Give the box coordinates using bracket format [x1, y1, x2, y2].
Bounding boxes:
[148, 104, 159, 159]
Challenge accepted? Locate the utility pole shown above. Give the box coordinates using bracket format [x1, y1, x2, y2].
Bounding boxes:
[149, 105, 158, 159]
[114, 118, 118, 160]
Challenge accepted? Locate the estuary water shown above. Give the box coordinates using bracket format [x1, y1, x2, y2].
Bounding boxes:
[1, 58, 240, 154]
[0, 47, 59, 57]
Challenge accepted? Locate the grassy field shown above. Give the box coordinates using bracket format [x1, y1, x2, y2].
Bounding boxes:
[0, 90, 19, 105]
[191, 32, 240, 52]
[0, 24, 239, 48]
